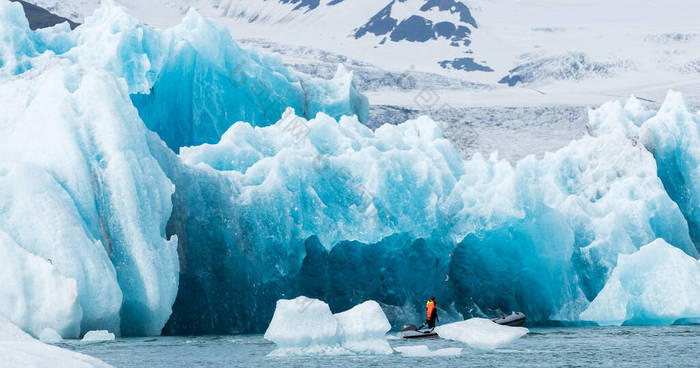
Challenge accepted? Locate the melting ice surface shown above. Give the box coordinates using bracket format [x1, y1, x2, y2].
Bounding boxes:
[1, 0, 700, 342]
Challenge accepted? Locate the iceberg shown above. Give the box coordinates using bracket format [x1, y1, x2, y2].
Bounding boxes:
[67, 2, 368, 151]
[589, 92, 700, 255]
[334, 300, 393, 355]
[640, 93, 700, 254]
[394, 345, 463, 357]
[263, 297, 391, 355]
[82, 330, 116, 342]
[264, 296, 346, 356]
[167, 98, 696, 332]
[580, 239, 700, 326]
[0, 315, 111, 367]
[0, 0, 367, 338]
[3, 0, 700, 338]
[434, 318, 528, 350]
[0, 60, 177, 337]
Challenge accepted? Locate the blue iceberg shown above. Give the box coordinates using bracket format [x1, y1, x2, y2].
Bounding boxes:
[1, 0, 700, 339]
[163, 101, 697, 332]
[0, 0, 367, 337]
[0, 60, 177, 337]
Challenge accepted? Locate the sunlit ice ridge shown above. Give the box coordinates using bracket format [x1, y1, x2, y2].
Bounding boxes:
[0, 0, 699, 339]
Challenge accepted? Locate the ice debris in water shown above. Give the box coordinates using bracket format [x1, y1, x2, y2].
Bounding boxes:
[82, 330, 116, 342]
[580, 238, 700, 326]
[0, 315, 112, 367]
[264, 297, 391, 355]
[435, 318, 528, 350]
[394, 345, 463, 357]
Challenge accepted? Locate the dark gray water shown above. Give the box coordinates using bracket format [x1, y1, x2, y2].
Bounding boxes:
[60, 326, 699, 367]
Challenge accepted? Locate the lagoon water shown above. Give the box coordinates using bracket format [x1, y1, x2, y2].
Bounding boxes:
[61, 326, 699, 367]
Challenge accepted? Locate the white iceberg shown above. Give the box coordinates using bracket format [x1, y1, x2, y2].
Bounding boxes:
[263, 296, 346, 356]
[335, 300, 392, 355]
[580, 239, 700, 326]
[435, 318, 528, 350]
[82, 330, 115, 342]
[264, 297, 392, 355]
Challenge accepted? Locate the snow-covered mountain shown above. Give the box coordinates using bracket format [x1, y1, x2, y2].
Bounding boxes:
[9, 0, 78, 29]
[21, 0, 700, 162]
[27, 0, 700, 101]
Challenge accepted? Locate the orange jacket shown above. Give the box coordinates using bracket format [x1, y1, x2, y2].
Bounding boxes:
[426, 300, 436, 319]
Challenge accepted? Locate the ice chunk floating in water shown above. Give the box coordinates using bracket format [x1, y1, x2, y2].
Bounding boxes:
[580, 239, 700, 326]
[82, 330, 116, 342]
[435, 318, 528, 350]
[264, 296, 346, 356]
[334, 300, 393, 355]
[264, 297, 391, 355]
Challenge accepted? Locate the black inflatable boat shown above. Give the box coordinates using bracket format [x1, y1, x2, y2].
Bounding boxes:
[492, 312, 527, 327]
[399, 324, 438, 338]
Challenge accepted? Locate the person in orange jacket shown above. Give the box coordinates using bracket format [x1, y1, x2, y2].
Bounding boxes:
[425, 295, 439, 329]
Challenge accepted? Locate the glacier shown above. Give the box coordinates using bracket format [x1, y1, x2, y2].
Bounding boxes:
[1, 0, 700, 341]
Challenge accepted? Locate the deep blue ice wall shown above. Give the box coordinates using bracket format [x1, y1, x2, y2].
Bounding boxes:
[297, 235, 455, 318]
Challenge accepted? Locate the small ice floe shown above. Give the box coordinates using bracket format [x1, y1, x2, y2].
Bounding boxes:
[81, 330, 115, 342]
[435, 318, 528, 349]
